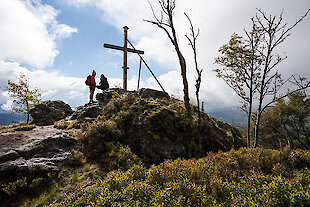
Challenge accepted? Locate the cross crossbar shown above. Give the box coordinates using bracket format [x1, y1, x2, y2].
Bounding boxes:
[104, 43, 144, 54]
[103, 26, 144, 90]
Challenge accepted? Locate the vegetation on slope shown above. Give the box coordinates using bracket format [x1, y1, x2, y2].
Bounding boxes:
[2, 94, 309, 206]
[81, 94, 244, 166]
[56, 147, 310, 206]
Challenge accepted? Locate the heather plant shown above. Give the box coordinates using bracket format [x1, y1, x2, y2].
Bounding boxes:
[81, 95, 243, 166]
[62, 148, 310, 206]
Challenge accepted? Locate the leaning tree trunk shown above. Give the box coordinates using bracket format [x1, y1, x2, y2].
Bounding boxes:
[169, 15, 191, 118]
[26, 100, 30, 124]
[177, 51, 191, 118]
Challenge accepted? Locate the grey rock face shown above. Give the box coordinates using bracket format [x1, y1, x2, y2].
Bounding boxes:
[96, 89, 113, 106]
[68, 102, 102, 122]
[96, 88, 168, 107]
[30, 100, 73, 125]
[0, 131, 77, 181]
[138, 88, 169, 99]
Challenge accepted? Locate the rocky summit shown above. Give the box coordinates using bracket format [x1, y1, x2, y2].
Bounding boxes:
[81, 93, 244, 166]
[0, 88, 246, 206]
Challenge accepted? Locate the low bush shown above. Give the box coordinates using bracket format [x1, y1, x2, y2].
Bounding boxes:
[0, 176, 53, 205]
[81, 95, 244, 166]
[61, 147, 310, 206]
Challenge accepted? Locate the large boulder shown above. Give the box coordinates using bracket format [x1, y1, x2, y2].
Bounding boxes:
[138, 88, 169, 99]
[96, 89, 113, 106]
[95, 88, 169, 107]
[68, 102, 102, 122]
[96, 88, 136, 106]
[30, 100, 73, 125]
[0, 131, 78, 182]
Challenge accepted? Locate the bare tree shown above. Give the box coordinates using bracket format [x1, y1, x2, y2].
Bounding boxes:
[215, 8, 310, 148]
[185, 13, 203, 124]
[253, 8, 310, 147]
[145, 0, 191, 118]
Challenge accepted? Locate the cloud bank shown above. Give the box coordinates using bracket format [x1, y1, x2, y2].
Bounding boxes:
[66, 0, 310, 110]
[0, 0, 78, 109]
[1, 0, 309, 114]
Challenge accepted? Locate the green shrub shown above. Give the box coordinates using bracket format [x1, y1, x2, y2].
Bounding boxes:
[70, 150, 86, 167]
[54, 119, 81, 130]
[62, 148, 310, 206]
[0, 176, 52, 205]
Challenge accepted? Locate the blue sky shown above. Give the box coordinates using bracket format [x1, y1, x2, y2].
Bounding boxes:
[37, 0, 149, 79]
[1, 0, 310, 110]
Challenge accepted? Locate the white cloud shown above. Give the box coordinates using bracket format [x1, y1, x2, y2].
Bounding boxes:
[1, 99, 13, 111]
[2, 0, 309, 113]
[0, 60, 141, 109]
[0, 60, 87, 108]
[0, 0, 77, 68]
[68, 0, 310, 111]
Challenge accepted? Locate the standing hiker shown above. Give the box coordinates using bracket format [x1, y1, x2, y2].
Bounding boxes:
[85, 70, 96, 103]
[97, 74, 109, 91]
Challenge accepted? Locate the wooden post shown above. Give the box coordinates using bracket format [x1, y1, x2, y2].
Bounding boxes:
[123, 26, 129, 91]
[103, 26, 145, 91]
[137, 58, 142, 91]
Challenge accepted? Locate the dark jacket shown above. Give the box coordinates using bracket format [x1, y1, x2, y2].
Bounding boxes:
[98, 75, 109, 90]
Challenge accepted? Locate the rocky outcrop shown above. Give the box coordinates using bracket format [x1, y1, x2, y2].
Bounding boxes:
[95, 88, 168, 107]
[96, 89, 114, 106]
[124, 99, 244, 164]
[82, 95, 245, 166]
[138, 88, 169, 99]
[67, 102, 102, 122]
[30, 100, 73, 126]
[96, 88, 135, 106]
[0, 131, 78, 181]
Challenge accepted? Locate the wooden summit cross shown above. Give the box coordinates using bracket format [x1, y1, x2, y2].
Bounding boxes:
[104, 26, 144, 91]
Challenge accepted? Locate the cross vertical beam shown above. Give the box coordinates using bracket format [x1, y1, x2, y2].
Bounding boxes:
[103, 26, 144, 91]
[123, 26, 129, 91]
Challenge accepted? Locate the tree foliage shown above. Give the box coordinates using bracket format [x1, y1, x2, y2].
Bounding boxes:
[6, 73, 41, 124]
[215, 32, 262, 147]
[214, 9, 310, 148]
[259, 91, 310, 149]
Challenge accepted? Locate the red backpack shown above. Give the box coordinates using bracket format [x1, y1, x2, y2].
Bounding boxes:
[85, 75, 91, 86]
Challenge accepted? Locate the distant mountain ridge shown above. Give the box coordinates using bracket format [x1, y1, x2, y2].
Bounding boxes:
[207, 107, 246, 126]
[0, 112, 26, 125]
[0, 106, 27, 125]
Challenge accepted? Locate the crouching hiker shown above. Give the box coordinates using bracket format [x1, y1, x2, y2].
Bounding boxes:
[97, 74, 109, 91]
[85, 70, 96, 103]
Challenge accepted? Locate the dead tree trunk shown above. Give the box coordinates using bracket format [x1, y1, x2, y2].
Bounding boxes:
[145, 0, 191, 118]
[185, 13, 203, 124]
